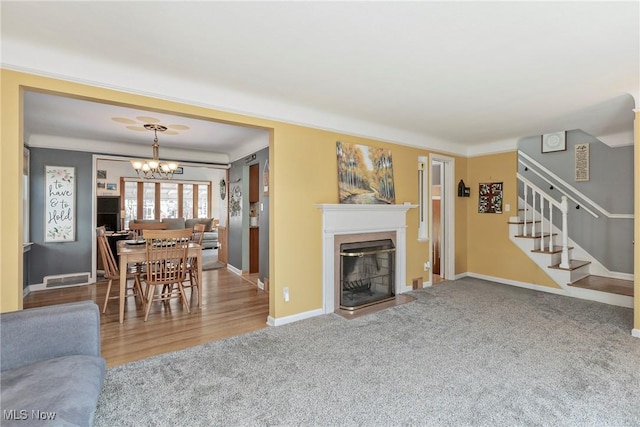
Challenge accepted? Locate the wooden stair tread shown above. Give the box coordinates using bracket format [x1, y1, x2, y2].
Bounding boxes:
[531, 246, 573, 254]
[569, 275, 634, 297]
[514, 232, 557, 239]
[508, 220, 541, 225]
[548, 259, 591, 271]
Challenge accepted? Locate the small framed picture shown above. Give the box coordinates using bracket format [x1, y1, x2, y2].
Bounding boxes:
[97, 170, 107, 179]
[106, 183, 117, 191]
[174, 167, 184, 175]
[97, 182, 106, 189]
[541, 132, 566, 153]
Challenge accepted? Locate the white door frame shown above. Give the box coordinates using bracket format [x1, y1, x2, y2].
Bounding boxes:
[429, 154, 455, 281]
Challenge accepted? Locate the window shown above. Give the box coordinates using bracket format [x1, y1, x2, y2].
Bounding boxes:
[197, 185, 209, 218]
[160, 183, 178, 219]
[122, 179, 211, 225]
[123, 182, 138, 229]
[142, 183, 156, 219]
[183, 184, 194, 219]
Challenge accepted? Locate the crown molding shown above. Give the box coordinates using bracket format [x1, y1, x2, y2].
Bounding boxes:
[27, 134, 230, 164]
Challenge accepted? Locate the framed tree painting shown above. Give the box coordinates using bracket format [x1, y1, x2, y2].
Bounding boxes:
[478, 182, 503, 214]
[336, 141, 395, 204]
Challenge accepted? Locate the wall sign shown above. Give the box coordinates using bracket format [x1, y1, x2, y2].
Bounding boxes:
[541, 131, 566, 153]
[575, 143, 590, 182]
[229, 184, 242, 217]
[263, 159, 269, 196]
[45, 166, 76, 242]
[478, 182, 503, 214]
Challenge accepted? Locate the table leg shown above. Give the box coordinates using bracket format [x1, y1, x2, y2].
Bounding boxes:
[197, 249, 202, 307]
[119, 254, 127, 323]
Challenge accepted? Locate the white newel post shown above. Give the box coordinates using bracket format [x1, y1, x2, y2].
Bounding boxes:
[317, 204, 416, 314]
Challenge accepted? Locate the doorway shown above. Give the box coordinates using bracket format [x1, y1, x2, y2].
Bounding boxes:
[431, 161, 443, 282]
[430, 155, 455, 283]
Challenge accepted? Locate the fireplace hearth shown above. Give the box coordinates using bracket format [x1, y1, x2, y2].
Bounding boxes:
[340, 239, 395, 310]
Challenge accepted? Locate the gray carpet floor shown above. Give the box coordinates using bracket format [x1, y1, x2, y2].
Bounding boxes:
[94, 277, 640, 426]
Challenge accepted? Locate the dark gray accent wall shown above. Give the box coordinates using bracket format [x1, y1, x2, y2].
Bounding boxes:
[228, 161, 244, 270]
[228, 147, 269, 281]
[518, 130, 633, 273]
[255, 148, 270, 280]
[29, 148, 94, 285]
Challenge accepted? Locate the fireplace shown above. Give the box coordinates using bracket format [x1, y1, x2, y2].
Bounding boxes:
[317, 203, 415, 314]
[340, 239, 395, 310]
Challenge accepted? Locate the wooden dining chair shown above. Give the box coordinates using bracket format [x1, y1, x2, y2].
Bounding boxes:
[96, 226, 145, 314]
[141, 229, 192, 321]
[129, 221, 167, 239]
[181, 223, 205, 307]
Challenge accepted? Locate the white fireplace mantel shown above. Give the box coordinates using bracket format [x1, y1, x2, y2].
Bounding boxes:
[317, 203, 417, 313]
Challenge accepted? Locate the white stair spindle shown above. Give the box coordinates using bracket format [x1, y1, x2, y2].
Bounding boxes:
[532, 189, 537, 240]
[548, 199, 553, 252]
[523, 184, 529, 236]
[540, 197, 545, 251]
[560, 196, 570, 268]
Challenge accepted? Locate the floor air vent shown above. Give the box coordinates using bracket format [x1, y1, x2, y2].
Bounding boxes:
[44, 273, 91, 288]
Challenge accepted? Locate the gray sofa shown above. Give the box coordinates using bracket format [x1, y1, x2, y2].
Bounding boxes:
[1, 301, 106, 426]
[129, 217, 219, 249]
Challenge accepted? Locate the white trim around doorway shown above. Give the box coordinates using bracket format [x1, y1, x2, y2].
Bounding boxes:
[429, 154, 455, 282]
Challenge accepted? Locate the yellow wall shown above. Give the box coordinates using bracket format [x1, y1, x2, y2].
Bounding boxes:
[0, 70, 24, 311]
[466, 152, 560, 288]
[455, 156, 469, 275]
[0, 69, 461, 318]
[635, 110, 640, 333]
[2, 70, 634, 331]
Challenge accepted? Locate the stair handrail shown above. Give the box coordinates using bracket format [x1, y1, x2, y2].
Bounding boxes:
[519, 158, 599, 219]
[518, 173, 570, 268]
[518, 150, 633, 219]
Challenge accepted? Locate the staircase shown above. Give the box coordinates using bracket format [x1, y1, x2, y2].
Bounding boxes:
[510, 173, 633, 308]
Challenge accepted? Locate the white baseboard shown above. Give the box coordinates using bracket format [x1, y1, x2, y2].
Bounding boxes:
[397, 284, 413, 294]
[267, 308, 324, 326]
[464, 272, 633, 308]
[632, 329, 640, 339]
[465, 272, 568, 296]
[23, 286, 30, 298]
[28, 281, 94, 292]
[422, 280, 432, 288]
[226, 264, 242, 276]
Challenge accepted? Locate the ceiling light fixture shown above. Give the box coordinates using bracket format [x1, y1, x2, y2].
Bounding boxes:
[130, 124, 179, 179]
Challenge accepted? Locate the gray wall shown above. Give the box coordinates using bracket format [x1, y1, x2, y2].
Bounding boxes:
[518, 130, 634, 273]
[29, 148, 94, 285]
[228, 147, 269, 281]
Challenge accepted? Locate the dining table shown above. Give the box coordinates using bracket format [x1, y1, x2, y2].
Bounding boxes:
[116, 239, 203, 323]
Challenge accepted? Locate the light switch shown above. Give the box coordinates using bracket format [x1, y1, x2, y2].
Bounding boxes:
[505, 204, 511, 212]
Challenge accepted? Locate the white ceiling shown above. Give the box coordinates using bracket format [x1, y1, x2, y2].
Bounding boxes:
[23, 91, 270, 164]
[2, 1, 639, 158]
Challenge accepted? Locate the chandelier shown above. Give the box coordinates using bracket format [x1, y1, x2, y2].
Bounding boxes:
[130, 124, 179, 179]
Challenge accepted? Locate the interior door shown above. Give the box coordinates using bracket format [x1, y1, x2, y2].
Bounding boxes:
[432, 198, 441, 275]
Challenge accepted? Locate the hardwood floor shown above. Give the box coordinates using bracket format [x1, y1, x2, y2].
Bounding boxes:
[569, 275, 634, 297]
[432, 274, 447, 285]
[23, 268, 269, 367]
